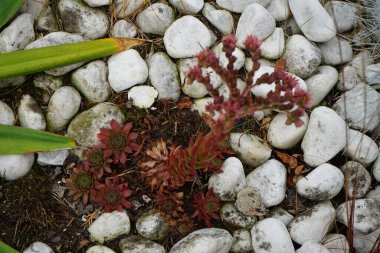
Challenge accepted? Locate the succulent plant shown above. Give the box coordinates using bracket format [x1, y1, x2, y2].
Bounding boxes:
[154, 189, 185, 226]
[192, 189, 221, 227]
[97, 119, 140, 166]
[91, 176, 133, 212]
[83, 144, 112, 178]
[173, 214, 196, 236]
[65, 165, 94, 205]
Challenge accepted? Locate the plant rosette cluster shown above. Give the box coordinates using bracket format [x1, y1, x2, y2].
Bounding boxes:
[64, 119, 139, 212]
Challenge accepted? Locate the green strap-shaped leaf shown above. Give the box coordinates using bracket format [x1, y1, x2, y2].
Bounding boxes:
[0, 37, 147, 79]
[0, 0, 25, 29]
[0, 241, 19, 253]
[0, 124, 78, 154]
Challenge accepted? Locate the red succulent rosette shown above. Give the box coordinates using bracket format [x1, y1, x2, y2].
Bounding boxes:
[65, 164, 95, 205]
[83, 143, 112, 178]
[192, 189, 221, 227]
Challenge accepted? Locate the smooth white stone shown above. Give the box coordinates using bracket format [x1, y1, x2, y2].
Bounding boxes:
[230, 133, 272, 167]
[322, 234, 349, 253]
[72, 60, 111, 103]
[0, 154, 35, 181]
[191, 98, 214, 118]
[267, 113, 308, 149]
[216, 0, 271, 13]
[24, 242, 54, 253]
[341, 161, 371, 198]
[305, 65, 338, 106]
[266, 0, 290, 21]
[89, 211, 131, 243]
[58, 0, 109, 39]
[128, 86, 158, 108]
[164, 16, 212, 58]
[235, 187, 266, 216]
[346, 129, 378, 164]
[147, 52, 181, 102]
[288, 202, 336, 244]
[318, 37, 353, 66]
[366, 186, 380, 202]
[169, 0, 204, 14]
[36, 6, 59, 32]
[333, 83, 380, 131]
[37, 150, 69, 166]
[47, 86, 81, 132]
[213, 42, 245, 70]
[108, 49, 148, 92]
[18, 94, 46, 130]
[83, 0, 111, 7]
[218, 79, 247, 100]
[251, 218, 295, 253]
[269, 207, 294, 226]
[0, 13, 35, 53]
[20, 0, 45, 18]
[353, 228, 380, 253]
[25, 32, 87, 76]
[230, 230, 253, 253]
[246, 159, 287, 207]
[33, 73, 63, 91]
[0, 101, 15, 125]
[337, 199, 380, 234]
[336, 65, 360, 91]
[86, 245, 116, 253]
[170, 228, 233, 253]
[260, 28, 285, 60]
[324, 1, 358, 32]
[119, 236, 165, 253]
[373, 152, 380, 182]
[289, 0, 336, 42]
[115, 0, 146, 17]
[220, 203, 257, 229]
[136, 210, 169, 241]
[236, 4, 275, 48]
[110, 20, 137, 38]
[208, 157, 247, 201]
[296, 163, 344, 200]
[136, 3, 174, 35]
[365, 64, 380, 85]
[283, 35, 322, 79]
[202, 3, 234, 35]
[351, 50, 374, 78]
[301, 106, 347, 167]
[0, 76, 26, 88]
[296, 241, 330, 253]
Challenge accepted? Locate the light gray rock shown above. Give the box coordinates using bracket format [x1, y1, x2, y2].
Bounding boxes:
[268, 207, 294, 226]
[89, 210, 131, 243]
[115, 0, 146, 17]
[67, 102, 125, 147]
[318, 37, 353, 66]
[351, 50, 374, 78]
[47, 86, 81, 132]
[333, 83, 380, 131]
[366, 186, 380, 202]
[322, 234, 349, 253]
[136, 3, 174, 35]
[337, 65, 360, 91]
[0, 154, 35, 180]
[296, 241, 330, 253]
[267, 113, 308, 149]
[324, 1, 358, 33]
[235, 187, 266, 216]
[208, 157, 247, 201]
[230, 230, 253, 253]
[86, 245, 115, 253]
[216, 0, 271, 13]
[0, 101, 15, 125]
[0, 13, 35, 53]
[83, 0, 111, 7]
[33, 73, 63, 91]
[36, 6, 59, 32]
[136, 210, 169, 241]
[220, 203, 257, 229]
[373, 152, 380, 182]
[289, 0, 336, 42]
[284, 17, 301, 35]
[296, 163, 344, 200]
[301, 106, 347, 167]
[0, 76, 26, 88]
[245, 159, 287, 207]
[236, 4, 275, 47]
[169, 0, 204, 14]
[164, 16, 213, 58]
[202, 3, 233, 35]
[337, 199, 380, 234]
[58, 0, 109, 39]
[346, 129, 378, 164]
[178, 58, 222, 98]
[260, 28, 285, 60]
[218, 79, 247, 100]
[288, 202, 336, 244]
[108, 49, 149, 92]
[37, 150, 69, 166]
[23, 242, 54, 253]
[283, 35, 322, 79]
[353, 228, 380, 253]
[147, 53, 180, 102]
[110, 20, 137, 38]
[266, 0, 290, 21]
[20, 0, 45, 18]
[341, 161, 371, 198]
[230, 133, 271, 167]
[365, 64, 380, 85]
[251, 218, 295, 253]
[72, 60, 111, 103]
[18, 94, 46, 130]
[170, 228, 233, 253]
[25, 32, 87, 76]
[119, 236, 165, 253]
[305, 65, 338, 106]
[213, 42, 245, 70]
[128, 86, 158, 108]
